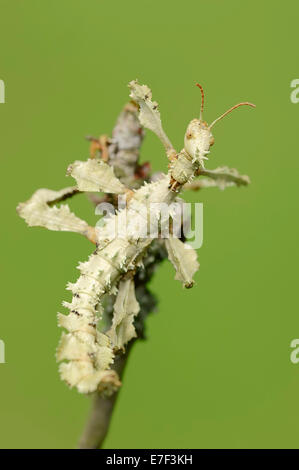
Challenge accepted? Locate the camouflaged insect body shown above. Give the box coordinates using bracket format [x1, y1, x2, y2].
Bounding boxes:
[17, 80, 252, 395]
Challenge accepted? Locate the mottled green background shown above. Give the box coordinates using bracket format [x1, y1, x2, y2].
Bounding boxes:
[0, 0, 298, 449]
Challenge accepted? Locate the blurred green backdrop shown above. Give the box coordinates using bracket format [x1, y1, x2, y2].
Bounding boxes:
[0, 0, 299, 449]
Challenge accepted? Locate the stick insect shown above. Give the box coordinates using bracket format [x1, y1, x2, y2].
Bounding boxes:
[17, 80, 255, 394]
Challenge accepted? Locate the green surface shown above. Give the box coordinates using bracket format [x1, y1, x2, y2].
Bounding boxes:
[0, 0, 299, 449]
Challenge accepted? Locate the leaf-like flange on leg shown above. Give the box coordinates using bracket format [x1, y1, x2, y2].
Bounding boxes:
[107, 278, 140, 351]
[17, 186, 92, 238]
[67, 158, 127, 194]
[165, 237, 199, 288]
[57, 325, 119, 395]
[183, 166, 250, 191]
[128, 80, 175, 157]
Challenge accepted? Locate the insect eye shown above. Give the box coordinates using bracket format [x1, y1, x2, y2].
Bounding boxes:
[210, 136, 215, 146]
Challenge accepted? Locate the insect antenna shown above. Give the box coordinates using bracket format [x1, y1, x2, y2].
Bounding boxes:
[196, 83, 205, 121]
[209, 102, 256, 129]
